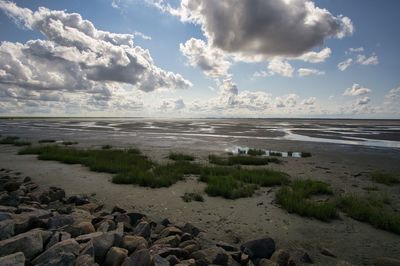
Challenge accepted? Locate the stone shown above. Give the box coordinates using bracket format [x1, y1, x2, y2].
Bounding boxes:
[67, 221, 96, 237]
[180, 233, 192, 242]
[160, 218, 171, 227]
[115, 214, 132, 231]
[92, 232, 118, 263]
[112, 206, 126, 214]
[96, 219, 116, 233]
[126, 212, 146, 226]
[105, 247, 128, 266]
[66, 195, 90, 206]
[23, 176, 31, 183]
[0, 252, 25, 266]
[0, 205, 17, 213]
[287, 248, 313, 265]
[122, 235, 148, 254]
[270, 249, 290, 266]
[32, 238, 80, 265]
[183, 244, 200, 254]
[3, 182, 21, 192]
[0, 193, 19, 207]
[154, 235, 181, 247]
[241, 238, 276, 260]
[191, 247, 229, 265]
[374, 257, 400, 266]
[166, 255, 181, 265]
[134, 221, 151, 238]
[123, 249, 151, 266]
[77, 203, 102, 214]
[259, 259, 279, 266]
[216, 242, 238, 252]
[179, 240, 199, 249]
[45, 231, 71, 249]
[182, 223, 200, 236]
[0, 229, 43, 259]
[37, 252, 76, 266]
[157, 247, 189, 259]
[320, 247, 336, 258]
[159, 226, 183, 238]
[154, 254, 170, 266]
[75, 254, 98, 266]
[0, 219, 14, 240]
[48, 214, 75, 229]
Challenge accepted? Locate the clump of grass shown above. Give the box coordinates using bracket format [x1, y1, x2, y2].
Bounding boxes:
[247, 149, 266, 156]
[168, 152, 195, 161]
[38, 139, 56, 143]
[209, 154, 280, 166]
[0, 136, 31, 146]
[276, 179, 337, 221]
[371, 171, 400, 185]
[182, 192, 204, 202]
[205, 176, 258, 199]
[338, 195, 400, 235]
[102, 144, 112, 150]
[301, 152, 312, 158]
[62, 141, 78, 146]
[269, 151, 282, 157]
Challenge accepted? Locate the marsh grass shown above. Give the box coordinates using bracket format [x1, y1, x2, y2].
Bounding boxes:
[371, 171, 400, 185]
[209, 154, 280, 166]
[182, 192, 204, 202]
[38, 139, 56, 143]
[0, 136, 31, 146]
[247, 149, 266, 156]
[301, 152, 312, 158]
[205, 176, 258, 199]
[338, 195, 400, 234]
[102, 144, 112, 150]
[269, 151, 282, 157]
[276, 179, 337, 221]
[168, 152, 195, 161]
[62, 141, 78, 146]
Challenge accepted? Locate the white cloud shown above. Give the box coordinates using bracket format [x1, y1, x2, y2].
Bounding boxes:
[302, 97, 316, 106]
[356, 96, 370, 105]
[356, 54, 379, 65]
[180, 38, 231, 77]
[133, 31, 152, 40]
[267, 59, 294, 77]
[347, 47, 364, 53]
[338, 58, 353, 71]
[343, 84, 371, 96]
[0, 1, 191, 113]
[158, 98, 186, 111]
[298, 68, 325, 77]
[296, 47, 332, 63]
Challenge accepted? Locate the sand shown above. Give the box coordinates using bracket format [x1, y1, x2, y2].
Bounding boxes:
[1, 138, 400, 265]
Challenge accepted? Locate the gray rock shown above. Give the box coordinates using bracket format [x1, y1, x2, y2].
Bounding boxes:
[270, 249, 290, 266]
[36, 252, 76, 266]
[154, 254, 170, 266]
[259, 259, 279, 266]
[80, 240, 95, 257]
[3, 182, 22, 192]
[191, 247, 229, 265]
[67, 221, 96, 237]
[0, 252, 25, 266]
[166, 255, 180, 265]
[46, 231, 71, 249]
[105, 247, 128, 266]
[241, 238, 275, 260]
[123, 249, 151, 266]
[75, 254, 98, 266]
[48, 214, 75, 229]
[157, 247, 189, 260]
[122, 235, 148, 254]
[134, 221, 151, 239]
[112, 206, 126, 214]
[216, 242, 238, 252]
[96, 220, 116, 233]
[0, 228, 43, 259]
[287, 248, 313, 265]
[374, 257, 400, 266]
[0, 219, 14, 240]
[0, 212, 13, 222]
[92, 232, 118, 263]
[0, 205, 17, 213]
[182, 223, 200, 237]
[154, 235, 181, 247]
[159, 226, 182, 238]
[126, 212, 146, 226]
[0, 193, 19, 207]
[32, 238, 80, 265]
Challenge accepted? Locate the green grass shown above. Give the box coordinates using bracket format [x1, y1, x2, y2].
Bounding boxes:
[209, 154, 280, 166]
[38, 139, 56, 143]
[247, 149, 266, 156]
[205, 176, 258, 199]
[168, 152, 195, 161]
[0, 136, 31, 146]
[338, 195, 400, 235]
[276, 179, 337, 221]
[101, 144, 112, 150]
[62, 141, 78, 146]
[269, 151, 282, 157]
[182, 192, 204, 202]
[371, 171, 400, 185]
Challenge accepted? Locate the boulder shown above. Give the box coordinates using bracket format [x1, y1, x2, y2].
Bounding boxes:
[80, 239, 95, 257]
[159, 226, 183, 238]
[66, 195, 90, 206]
[105, 247, 128, 266]
[115, 214, 132, 231]
[134, 221, 151, 239]
[0, 219, 14, 240]
[126, 212, 146, 226]
[92, 232, 118, 263]
[122, 235, 148, 254]
[32, 238, 80, 265]
[96, 219, 116, 233]
[154, 235, 181, 247]
[0, 229, 43, 259]
[77, 203, 103, 214]
[182, 223, 200, 237]
[270, 249, 290, 266]
[46, 231, 71, 249]
[36, 252, 76, 266]
[67, 221, 96, 237]
[216, 242, 238, 252]
[320, 247, 336, 258]
[287, 248, 312, 265]
[112, 206, 126, 214]
[0, 193, 19, 207]
[48, 214, 75, 229]
[259, 259, 279, 266]
[156, 247, 189, 260]
[0, 252, 25, 266]
[153, 254, 170, 266]
[191, 247, 229, 265]
[374, 257, 400, 266]
[123, 249, 151, 266]
[3, 182, 21, 192]
[166, 255, 180, 265]
[241, 238, 276, 260]
[75, 254, 98, 266]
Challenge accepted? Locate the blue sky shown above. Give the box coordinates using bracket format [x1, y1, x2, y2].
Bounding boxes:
[0, 0, 399, 117]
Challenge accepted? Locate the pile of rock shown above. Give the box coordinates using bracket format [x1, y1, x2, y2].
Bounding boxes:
[0, 167, 365, 266]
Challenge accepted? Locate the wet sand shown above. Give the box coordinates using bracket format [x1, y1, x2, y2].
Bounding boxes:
[1, 118, 400, 265]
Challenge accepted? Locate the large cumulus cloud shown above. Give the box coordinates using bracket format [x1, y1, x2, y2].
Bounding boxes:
[0, 1, 192, 113]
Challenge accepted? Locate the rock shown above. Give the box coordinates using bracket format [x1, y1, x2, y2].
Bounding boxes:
[123, 249, 151, 266]
[216, 242, 238, 252]
[159, 226, 183, 238]
[0, 229, 43, 259]
[160, 218, 171, 227]
[77, 203, 102, 214]
[183, 244, 200, 254]
[374, 257, 400, 266]
[48, 214, 75, 229]
[23, 176, 31, 183]
[320, 247, 336, 258]
[75, 254, 98, 266]
[179, 240, 199, 249]
[67, 195, 90, 206]
[191, 247, 229, 265]
[0, 252, 25, 266]
[166, 255, 180, 265]
[154, 235, 181, 247]
[180, 233, 192, 242]
[0, 205, 17, 213]
[287, 248, 313, 265]
[32, 238, 80, 265]
[122, 235, 148, 254]
[105, 247, 128, 266]
[259, 259, 279, 266]
[92, 232, 118, 263]
[0, 212, 13, 222]
[270, 249, 290, 266]
[67, 221, 96, 237]
[45, 231, 71, 249]
[126, 212, 146, 226]
[0, 193, 19, 207]
[182, 223, 200, 236]
[96, 219, 116, 233]
[115, 214, 132, 231]
[3, 182, 21, 192]
[241, 238, 275, 260]
[134, 221, 151, 238]
[0, 219, 14, 240]
[112, 206, 126, 214]
[154, 254, 170, 266]
[156, 247, 189, 259]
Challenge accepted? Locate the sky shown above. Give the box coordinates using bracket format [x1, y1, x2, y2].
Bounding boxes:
[0, 0, 399, 118]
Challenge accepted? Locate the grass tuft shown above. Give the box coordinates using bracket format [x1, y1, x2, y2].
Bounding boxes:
[62, 141, 78, 146]
[0, 136, 31, 146]
[182, 192, 204, 202]
[276, 179, 337, 221]
[102, 144, 112, 150]
[209, 154, 280, 166]
[371, 171, 400, 185]
[247, 149, 266, 156]
[38, 139, 56, 143]
[205, 176, 258, 199]
[168, 152, 195, 161]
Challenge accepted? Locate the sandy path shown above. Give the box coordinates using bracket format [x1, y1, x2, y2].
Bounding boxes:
[1, 144, 400, 265]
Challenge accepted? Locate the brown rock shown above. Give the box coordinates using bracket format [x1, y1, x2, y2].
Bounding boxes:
[0, 229, 43, 259]
[0, 252, 25, 266]
[154, 235, 181, 247]
[270, 249, 290, 266]
[122, 235, 148, 254]
[32, 238, 80, 265]
[123, 249, 151, 266]
[105, 247, 128, 266]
